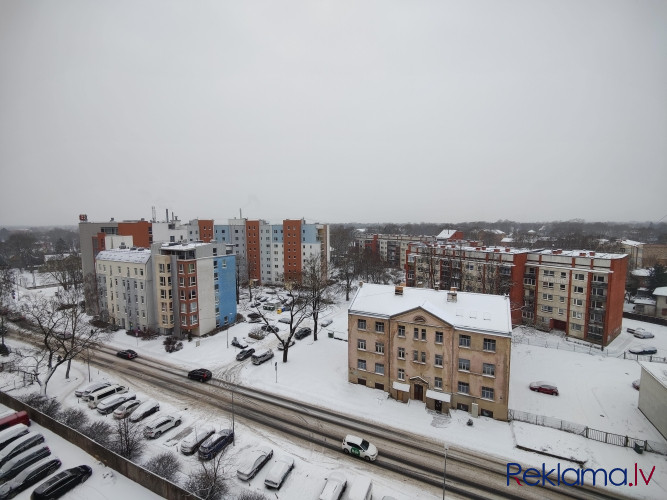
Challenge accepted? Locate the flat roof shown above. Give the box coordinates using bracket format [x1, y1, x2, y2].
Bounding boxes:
[641, 362, 667, 389]
[96, 248, 151, 264]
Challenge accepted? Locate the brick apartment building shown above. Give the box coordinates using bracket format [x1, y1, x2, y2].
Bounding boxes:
[406, 244, 628, 347]
[348, 283, 512, 420]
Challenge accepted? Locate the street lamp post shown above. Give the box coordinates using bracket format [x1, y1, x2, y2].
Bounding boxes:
[443, 444, 449, 500]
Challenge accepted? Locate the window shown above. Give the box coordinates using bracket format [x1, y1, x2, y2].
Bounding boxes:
[190, 314, 198, 324]
[421, 329, 426, 341]
[560, 272, 567, 278]
[397, 347, 405, 359]
[413, 350, 418, 361]
[159, 263, 165, 273]
[542, 293, 553, 301]
[558, 308, 565, 315]
[357, 319, 366, 330]
[483, 338, 496, 352]
[483, 363, 495, 376]
[179, 277, 185, 287]
[375, 322, 385, 333]
[413, 328, 419, 340]
[435, 331, 443, 343]
[188, 263, 195, 273]
[574, 273, 585, 281]
[181, 316, 187, 326]
[559, 296, 565, 303]
[357, 359, 366, 371]
[524, 278, 536, 286]
[542, 281, 554, 289]
[458, 358, 470, 371]
[480, 408, 494, 418]
[571, 323, 582, 331]
[540, 305, 553, 313]
[560, 284, 566, 292]
[375, 342, 384, 354]
[398, 325, 405, 337]
[375, 363, 385, 375]
[574, 286, 584, 294]
[571, 311, 583, 319]
[435, 377, 443, 389]
[592, 287, 605, 296]
[458, 382, 470, 394]
[572, 298, 583, 306]
[543, 270, 554, 277]
[178, 264, 184, 274]
[435, 354, 443, 367]
[593, 275, 605, 283]
[357, 339, 366, 350]
[459, 335, 471, 348]
[397, 369, 405, 381]
[481, 387, 494, 400]
[421, 352, 426, 363]
[190, 302, 198, 312]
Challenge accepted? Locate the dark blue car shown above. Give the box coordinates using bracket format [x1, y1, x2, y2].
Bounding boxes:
[198, 430, 234, 460]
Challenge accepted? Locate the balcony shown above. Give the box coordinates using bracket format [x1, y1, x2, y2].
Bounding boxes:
[524, 273, 537, 279]
[591, 281, 608, 289]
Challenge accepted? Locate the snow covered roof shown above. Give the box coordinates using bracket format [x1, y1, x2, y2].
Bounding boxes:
[533, 249, 627, 259]
[426, 390, 451, 403]
[632, 269, 651, 277]
[392, 381, 410, 392]
[483, 229, 505, 235]
[640, 362, 667, 389]
[437, 229, 459, 239]
[160, 242, 209, 251]
[349, 283, 512, 336]
[620, 239, 645, 247]
[96, 248, 151, 264]
[634, 298, 656, 305]
[501, 237, 514, 243]
[654, 287, 667, 297]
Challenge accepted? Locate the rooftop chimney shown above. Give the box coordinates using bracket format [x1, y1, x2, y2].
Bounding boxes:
[447, 287, 458, 303]
[395, 286, 404, 296]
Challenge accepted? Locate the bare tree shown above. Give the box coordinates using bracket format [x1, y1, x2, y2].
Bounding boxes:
[17, 292, 109, 396]
[143, 452, 181, 480]
[81, 420, 114, 448]
[111, 417, 146, 460]
[58, 407, 89, 429]
[184, 451, 230, 500]
[301, 255, 335, 342]
[42, 254, 82, 291]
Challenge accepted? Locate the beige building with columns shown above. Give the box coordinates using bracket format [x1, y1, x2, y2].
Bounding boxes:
[348, 283, 512, 421]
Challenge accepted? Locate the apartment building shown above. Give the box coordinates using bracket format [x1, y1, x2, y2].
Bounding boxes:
[154, 242, 236, 337]
[348, 283, 512, 420]
[214, 218, 329, 285]
[95, 248, 156, 332]
[406, 244, 628, 346]
[356, 234, 438, 269]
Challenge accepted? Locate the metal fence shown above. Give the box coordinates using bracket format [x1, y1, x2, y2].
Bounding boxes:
[509, 409, 667, 456]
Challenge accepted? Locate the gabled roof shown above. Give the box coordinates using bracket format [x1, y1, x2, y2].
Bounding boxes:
[349, 283, 512, 336]
[437, 229, 459, 240]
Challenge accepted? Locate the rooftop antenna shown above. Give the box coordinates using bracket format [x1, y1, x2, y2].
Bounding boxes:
[151, 206, 156, 223]
[240, 208, 242, 219]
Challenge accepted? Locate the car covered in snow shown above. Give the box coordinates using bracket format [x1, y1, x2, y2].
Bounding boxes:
[320, 319, 333, 327]
[74, 381, 111, 399]
[295, 327, 312, 340]
[113, 399, 142, 419]
[180, 425, 216, 455]
[143, 414, 182, 439]
[129, 400, 160, 423]
[264, 455, 294, 489]
[236, 348, 255, 361]
[96, 393, 136, 415]
[632, 328, 655, 339]
[236, 446, 273, 481]
[529, 382, 559, 396]
[319, 471, 347, 500]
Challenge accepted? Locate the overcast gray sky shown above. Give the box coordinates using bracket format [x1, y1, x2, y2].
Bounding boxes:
[1, 0, 665, 226]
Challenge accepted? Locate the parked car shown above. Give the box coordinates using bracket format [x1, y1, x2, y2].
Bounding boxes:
[0, 445, 51, 484]
[180, 425, 216, 455]
[277, 339, 295, 351]
[321, 319, 333, 327]
[264, 455, 294, 489]
[247, 312, 261, 323]
[278, 317, 291, 324]
[248, 330, 268, 340]
[86, 385, 129, 409]
[188, 368, 212, 382]
[129, 400, 160, 423]
[342, 435, 378, 462]
[31, 465, 92, 499]
[231, 337, 247, 349]
[237, 446, 273, 481]
[261, 324, 279, 333]
[628, 346, 658, 355]
[143, 415, 182, 439]
[295, 327, 312, 340]
[319, 471, 347, 500]
[116, 349, 138, 360]
[348, 476, 373, 500]
[0, 433, 45, 468]
[236, 348, 255, 361]
[96, 393, 136, 415]
[198, 429, 234, 460]
[74, 381, 111, 398]
[55, 332, 73, 340]
[632, 379, 640, 390]
[632, 328, 655, 339]
[0, 425, 30, 452]
[113, 399, 142, 419]
[529, 382, 559, 396]
[0, 456, 60, 499]
[251, 350, 274, 365]
[0, 412, 30, 432]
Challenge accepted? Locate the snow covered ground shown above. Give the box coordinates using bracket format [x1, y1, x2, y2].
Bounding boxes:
[4, 276, 667, 499]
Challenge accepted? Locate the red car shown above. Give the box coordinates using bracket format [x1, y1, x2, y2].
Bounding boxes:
[529, 382, 559, 396]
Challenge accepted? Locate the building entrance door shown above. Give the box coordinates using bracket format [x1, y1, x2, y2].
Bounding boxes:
[414, 384, 424, 401]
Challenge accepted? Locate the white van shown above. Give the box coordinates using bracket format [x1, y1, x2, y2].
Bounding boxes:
[87, 384, 128, 409]
[348, 476, 373, 500]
